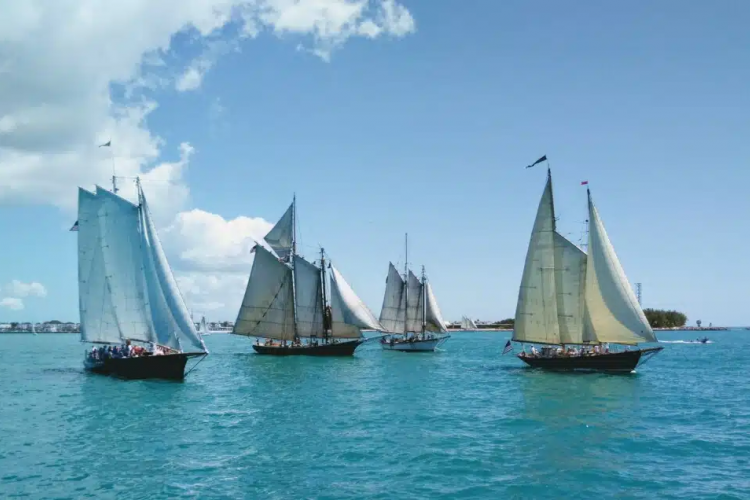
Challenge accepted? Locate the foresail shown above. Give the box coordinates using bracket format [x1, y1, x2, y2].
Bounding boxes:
[96, 187, 155, 344]
[141, 193, 206, 353]
[583, 197, 656, 344]
[405, 270, 423, 332]
[513, 174, 561, 344]
[293, 256, 324, 337]
[553, 232, 587, 344]
[378, 263, 405, 333]
[424, 282, 448, 333]
[264, 202, 294, 262]
[77, 188, 121, 344]
[233, 245, 295, 341]
[330, 265, 383, 338]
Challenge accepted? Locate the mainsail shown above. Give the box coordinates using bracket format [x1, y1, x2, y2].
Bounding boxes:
[379, 263, 405, 333]
[76, 183, 207, 353]
[513, 172, 655, 346]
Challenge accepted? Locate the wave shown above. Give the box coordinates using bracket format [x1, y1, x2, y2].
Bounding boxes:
[659, 340, 713, 344]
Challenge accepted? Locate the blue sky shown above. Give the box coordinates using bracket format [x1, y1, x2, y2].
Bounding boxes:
[1, 0, 748, 326]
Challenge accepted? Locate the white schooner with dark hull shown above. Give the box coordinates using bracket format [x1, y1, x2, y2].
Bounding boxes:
[379, 236, 450, 352]
[232, 198, 383, 356]
[512, 169, 662, 372]
[76, 181, 208, 380]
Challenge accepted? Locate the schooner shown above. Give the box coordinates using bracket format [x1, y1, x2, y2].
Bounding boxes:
[511, 169, 662, 372]
[232, 197, 383, 356]
[379, 235, 450, 352]
[460, 316, 478, 330]
[76, 180, 208, 380]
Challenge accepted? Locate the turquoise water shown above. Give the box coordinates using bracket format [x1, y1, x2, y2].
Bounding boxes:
[1, 331, 748, 499]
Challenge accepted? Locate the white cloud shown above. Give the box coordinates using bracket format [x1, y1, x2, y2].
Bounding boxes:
[0, 0, 415, 319]
[4, 280, 47, 298]
[0, 298, 25, 311]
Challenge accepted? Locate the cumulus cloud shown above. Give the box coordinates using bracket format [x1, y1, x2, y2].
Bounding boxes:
[0, 298, 24, 311]
[0, 0, 415, 318]
[4, 280, 47, 298]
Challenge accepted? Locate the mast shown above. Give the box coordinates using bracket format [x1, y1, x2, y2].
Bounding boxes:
[403, 233, 408, 336]
[548, 167, 556, 232]
[290, 195, 299, 341]
[320, 247, 329, 342]
[421, 265, 426, 335]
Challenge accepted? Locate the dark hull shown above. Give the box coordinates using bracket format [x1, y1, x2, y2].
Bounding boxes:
[84, 353, 203, 381]
[518, 347, 663, 373]
[252, 340, 364, 356]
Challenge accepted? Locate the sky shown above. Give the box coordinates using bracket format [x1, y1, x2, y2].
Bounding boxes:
[0, 0, 748, 326]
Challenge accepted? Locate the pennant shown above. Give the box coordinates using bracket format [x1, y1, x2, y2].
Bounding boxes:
[69, 220, 79, 232]
[525, 155, 547, 169]
[98, 140, 111, 148]
[581, 181, 589, 185]
[502, 340, 513, 355]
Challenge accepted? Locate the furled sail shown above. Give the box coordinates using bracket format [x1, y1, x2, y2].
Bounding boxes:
[330, 265, 383, 338]
[554, 232, 587, 344]
[513, 174, 561, 344]
[233, 245, 295, 340]
[294, 256, 324, 337]
[582, 195, 656, 344]
[378, 262, 405, 333]
[264, 202, 294, 261]
[424, 282, 448, 333]
[140, 192, 207, 353]
[405, 270, 423, 333]
[77, 188, 121, 344]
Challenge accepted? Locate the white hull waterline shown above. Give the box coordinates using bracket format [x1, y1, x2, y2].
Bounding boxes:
[380, 335, 450, 352]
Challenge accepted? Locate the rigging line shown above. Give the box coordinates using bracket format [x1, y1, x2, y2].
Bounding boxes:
[184, 354, 208, 378]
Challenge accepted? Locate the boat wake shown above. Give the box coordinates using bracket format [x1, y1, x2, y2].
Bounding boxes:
[659, 340, 713, 344]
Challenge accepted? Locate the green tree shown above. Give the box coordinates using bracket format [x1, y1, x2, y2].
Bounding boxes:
[643, 308, 687, 328]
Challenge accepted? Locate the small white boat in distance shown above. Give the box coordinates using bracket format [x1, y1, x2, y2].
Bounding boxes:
[460, 316, 477, 330]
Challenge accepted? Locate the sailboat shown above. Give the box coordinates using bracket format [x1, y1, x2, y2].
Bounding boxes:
[31, 323, 37, 335]
[511, 169, 662, 372]
[460, 316, 477, 330]
[232, 197, 383, 356]
[196, 316, 212, 336]
[76, 179, 208, 380]
[379, 235, 450, 352]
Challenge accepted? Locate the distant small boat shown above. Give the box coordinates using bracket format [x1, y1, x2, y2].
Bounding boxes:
[460, 316, 477, 330]
[232, 197, 382, 356]
[76, 180, 208, 380]
[31, 323, 37, 336]
[511, 169, 662, 372]
[378, 234, 450, 352]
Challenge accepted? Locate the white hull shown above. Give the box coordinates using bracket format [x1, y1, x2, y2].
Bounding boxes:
[380, 335, 449, 352]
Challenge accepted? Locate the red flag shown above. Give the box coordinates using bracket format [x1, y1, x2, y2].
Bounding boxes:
[581, 181, 589, 185]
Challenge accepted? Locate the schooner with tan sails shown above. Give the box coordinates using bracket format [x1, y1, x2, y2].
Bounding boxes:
[511, 168, 662, 372]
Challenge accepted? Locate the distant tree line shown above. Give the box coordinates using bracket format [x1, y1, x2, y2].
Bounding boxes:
[643, 308, 687, 328]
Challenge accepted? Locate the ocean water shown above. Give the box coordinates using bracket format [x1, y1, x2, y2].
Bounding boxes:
[1, 331, 748, 499]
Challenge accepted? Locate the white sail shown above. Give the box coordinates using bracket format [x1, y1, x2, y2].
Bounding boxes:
[264, 201, 294, 261]
[405, 270, 423, 333]
[378, 262, 405, 333]
[233, 245, 295, 341]
[293, 256, 324, 337]
[140, 192, 206, 352]
[583, 196, 656, 344]
[424, 282, 448, 333]
[460, 316, 477, 329]
[554, 232, 587, 344]
[330, 265, 383, 338]
[200, 317, 208, 334]
[513, 174, 561, 344]
[78, 188, 124, 344]
[96, 187, 156, 344]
